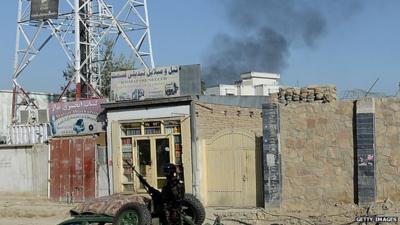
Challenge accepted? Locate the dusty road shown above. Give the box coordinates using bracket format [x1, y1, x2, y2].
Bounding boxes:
[0, 193, 72, 225]
[0, 193, 399, 225]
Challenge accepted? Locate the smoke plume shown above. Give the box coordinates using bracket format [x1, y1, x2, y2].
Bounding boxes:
[203, 0, 361, 86]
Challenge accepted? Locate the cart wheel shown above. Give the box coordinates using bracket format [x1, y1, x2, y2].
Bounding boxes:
[181, 194, 206, 225]
[114, 203, 151, 225]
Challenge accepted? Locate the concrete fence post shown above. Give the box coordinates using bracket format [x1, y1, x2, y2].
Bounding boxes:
[356, 98, 376, 205]
[262, 103, 282, 208]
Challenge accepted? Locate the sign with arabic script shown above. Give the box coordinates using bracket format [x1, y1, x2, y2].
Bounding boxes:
[30, 0, 59, 20]
[48, 99, 106, 137]
[110, 66, 181, 101]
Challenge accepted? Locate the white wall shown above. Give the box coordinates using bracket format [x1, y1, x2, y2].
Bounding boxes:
[239, 85, 255, 96]
[206, 85, 237, 96]
[0, 144, 49, 196]
[251, 78, 278, 86]
[205, 72, 280, 97]
[96, 146, 110, 197]
[107, 105, 190, 122]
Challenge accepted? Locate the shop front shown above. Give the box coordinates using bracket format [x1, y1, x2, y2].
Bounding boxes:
[103, 97, 194, 194]
[119, 119, 184, 192]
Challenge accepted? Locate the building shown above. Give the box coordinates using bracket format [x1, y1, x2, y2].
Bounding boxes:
[102, 95, 269, 207]
[103, 64, 400, 210]
[206, 72, 280, 96]
[0, 90, 58, 144]
[0, 90, 57, 196]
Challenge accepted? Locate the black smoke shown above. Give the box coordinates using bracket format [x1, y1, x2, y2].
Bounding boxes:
[203, 0, 361, 86]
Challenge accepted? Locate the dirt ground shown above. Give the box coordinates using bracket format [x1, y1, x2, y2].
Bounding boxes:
[1, 193, 399, 225]
[0, 193, 71, 225]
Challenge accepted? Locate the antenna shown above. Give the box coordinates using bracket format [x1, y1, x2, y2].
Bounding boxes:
[365, 78, 379, 97]
[11, 0, 155, 122]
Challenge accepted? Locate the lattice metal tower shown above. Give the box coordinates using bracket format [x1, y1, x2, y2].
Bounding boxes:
[12, 0, 155, 122]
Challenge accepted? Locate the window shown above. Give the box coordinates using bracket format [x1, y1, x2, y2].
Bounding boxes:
[118, 118, 184, 192]
[164, 120, 181, 134]
[144, 121, 161, 134]
[121, 138, 133, 188]
[121, 123, 141, 136]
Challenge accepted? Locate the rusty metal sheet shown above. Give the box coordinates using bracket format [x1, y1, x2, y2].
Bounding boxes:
[60, 138, 70, 201]
[50, 139, 61, 201]
[83, 137, 96, 200]
[72, 138, 84, 202]
[50, 136, 96, 202]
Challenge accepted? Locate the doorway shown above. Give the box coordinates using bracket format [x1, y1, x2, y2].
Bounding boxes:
[133, 136, 174, 192]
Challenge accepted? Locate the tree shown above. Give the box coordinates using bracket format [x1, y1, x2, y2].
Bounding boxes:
[61, 39, 135, 98]
[201, 80, 207, 95]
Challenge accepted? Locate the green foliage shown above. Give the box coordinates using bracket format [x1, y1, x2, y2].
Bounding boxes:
[61, 64, 76, 98]
[201, 80, 207, 95]
[100, 39, 134, 97]
[61, 39, 135, 97]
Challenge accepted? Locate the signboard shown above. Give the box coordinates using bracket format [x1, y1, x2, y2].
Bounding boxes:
[48, 99, 106, 137]
[111, 66, 180, 101]
[110, 64, 201, 101]
[30, 0, 59, 21]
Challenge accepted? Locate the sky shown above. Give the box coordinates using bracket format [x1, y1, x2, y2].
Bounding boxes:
[0, 0, 399, 97]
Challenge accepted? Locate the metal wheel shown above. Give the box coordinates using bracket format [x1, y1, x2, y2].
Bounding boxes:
[116, 209, 139, 225]
[113, 203, 152, 225]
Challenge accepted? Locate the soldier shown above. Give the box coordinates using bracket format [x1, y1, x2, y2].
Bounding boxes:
[160, 163, 185, 225]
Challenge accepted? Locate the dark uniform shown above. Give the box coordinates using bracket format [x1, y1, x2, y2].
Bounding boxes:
[160, 164, 185, 225]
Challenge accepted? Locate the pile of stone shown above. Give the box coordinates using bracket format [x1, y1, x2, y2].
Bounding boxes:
[271, 85, 336, 104]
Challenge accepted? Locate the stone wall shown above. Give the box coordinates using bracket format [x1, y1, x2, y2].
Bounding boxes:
[280, 100, 355, 208]
[273, 85, 337, 104]
[195, 102, 263, 140]
[195, 98, 400, 208]
[375, 98, 400, 202]
[279, 98, 400, 208]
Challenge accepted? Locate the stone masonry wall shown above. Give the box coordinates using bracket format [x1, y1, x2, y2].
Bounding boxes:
[280, 98, 400, 208]
[280, 100, 355, 208]
[195, 102, 263, 140]
[195, 98, 400, 209]
[375, 98, 400, 202]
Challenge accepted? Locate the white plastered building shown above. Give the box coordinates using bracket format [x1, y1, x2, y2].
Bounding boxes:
[206, 72, 280, 96]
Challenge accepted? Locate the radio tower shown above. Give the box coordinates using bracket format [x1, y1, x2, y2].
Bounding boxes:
[11, 0, 155, 122]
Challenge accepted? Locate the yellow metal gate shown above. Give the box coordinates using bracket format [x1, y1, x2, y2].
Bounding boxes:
[205, 129, 261, 207]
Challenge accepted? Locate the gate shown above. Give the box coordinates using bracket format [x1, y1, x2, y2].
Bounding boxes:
[205, 129, 261, 207]
[50, 136, 96, 202]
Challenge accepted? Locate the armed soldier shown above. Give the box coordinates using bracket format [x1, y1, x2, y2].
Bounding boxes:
[160, 163, 185, 225]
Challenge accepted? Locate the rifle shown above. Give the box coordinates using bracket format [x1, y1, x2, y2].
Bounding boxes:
[124, 160, 161, 197]
[132, 166, 161, 197]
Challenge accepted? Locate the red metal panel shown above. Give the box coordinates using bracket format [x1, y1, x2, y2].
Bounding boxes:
[69, 138, 76, 201]
[50, 136, 97, 202]
[72, 138, 84, 202]
[83, 137, 96, 200]
[50, 139, 61, 201]
[60, 138, 71, 202]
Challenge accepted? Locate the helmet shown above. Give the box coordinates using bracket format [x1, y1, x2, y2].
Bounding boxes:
[163, 163, 177, 177]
